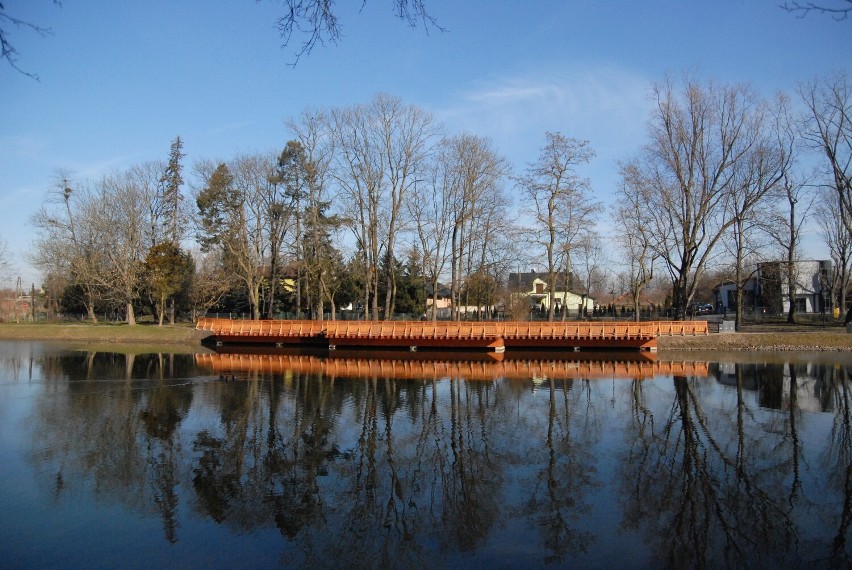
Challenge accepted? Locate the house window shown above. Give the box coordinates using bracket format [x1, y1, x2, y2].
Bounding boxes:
[535, 283, 544, 294]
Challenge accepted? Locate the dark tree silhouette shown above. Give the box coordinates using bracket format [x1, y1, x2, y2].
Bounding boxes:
[782, 1, 852, 20]
[0, 0, 60, 79]
[272, 0, 442, 62]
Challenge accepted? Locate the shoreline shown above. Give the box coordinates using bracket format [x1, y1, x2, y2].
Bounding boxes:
[0, 323, 209, 344]
[658, 330, 852, 351]
[0, 322, 850, 352]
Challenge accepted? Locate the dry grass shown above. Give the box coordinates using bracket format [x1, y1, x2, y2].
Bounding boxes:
[0, 322, 208, 344]
[659, 324, 852, 351]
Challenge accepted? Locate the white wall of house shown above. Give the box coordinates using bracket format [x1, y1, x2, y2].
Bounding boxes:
[523, 278, 594, 314]
[778, 260, 829, 314]
[714, 260, 831, 315]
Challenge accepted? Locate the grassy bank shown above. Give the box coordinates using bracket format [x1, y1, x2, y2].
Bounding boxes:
[0, 322, 208, 344]
[658, 332, 852, 351]
[659, 322, 852, 351]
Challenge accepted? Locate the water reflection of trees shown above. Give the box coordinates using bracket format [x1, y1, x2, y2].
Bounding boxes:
[818, 364, 852, 568]
[618, 361, 852, 568]
[522, 378, 598, 563]
[20, 349, 852, 566]
[188, 371, 516, 567]
[32, 351, 197, 543]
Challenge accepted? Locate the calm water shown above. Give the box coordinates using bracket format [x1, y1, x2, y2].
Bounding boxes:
[1, 341, 851, 569]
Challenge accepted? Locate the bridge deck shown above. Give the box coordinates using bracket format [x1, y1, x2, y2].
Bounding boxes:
[196, 318, 708, 352]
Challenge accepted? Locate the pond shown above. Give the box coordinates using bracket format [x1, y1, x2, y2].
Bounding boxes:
[1, 341, 851, 569]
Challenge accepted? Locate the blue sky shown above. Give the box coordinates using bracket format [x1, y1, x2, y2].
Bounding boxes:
[2, 0, 850, 286]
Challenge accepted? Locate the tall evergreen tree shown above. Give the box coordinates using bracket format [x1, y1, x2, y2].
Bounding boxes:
[160, 136, 185, 244]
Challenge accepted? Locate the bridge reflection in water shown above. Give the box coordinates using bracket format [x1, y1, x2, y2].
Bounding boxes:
[195, 348, 710, 381]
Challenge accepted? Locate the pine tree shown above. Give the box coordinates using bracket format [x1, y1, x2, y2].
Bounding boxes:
[160, 136, 185, 244]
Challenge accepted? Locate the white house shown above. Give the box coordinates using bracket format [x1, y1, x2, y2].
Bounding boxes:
[713, 260, 832, 315]
[508, 270, 595, 316]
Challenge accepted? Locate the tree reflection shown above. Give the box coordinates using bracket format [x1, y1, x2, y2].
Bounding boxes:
[18, 347, 852, 566]
[530, 378, 596, 563]
[821, 365, 852, 567]
[31, 351, 196, 543]
[621, 372, 796, 568]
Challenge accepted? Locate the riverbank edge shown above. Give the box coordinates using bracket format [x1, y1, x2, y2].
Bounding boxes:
[0, 323, 210, 345]
[1, 323, 850, 352]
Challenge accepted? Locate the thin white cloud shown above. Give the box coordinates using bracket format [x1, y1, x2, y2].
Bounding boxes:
[48, 151, 151, 184]
[436, 63, 653, 160]
[464, 83, 565, 107]
[203, 120, 257, 138]
[1, 134, 52, 161]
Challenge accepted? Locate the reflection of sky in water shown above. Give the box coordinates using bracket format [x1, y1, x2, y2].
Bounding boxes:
[0, 341, 851, 568]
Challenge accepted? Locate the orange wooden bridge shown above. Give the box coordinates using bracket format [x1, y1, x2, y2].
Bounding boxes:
[195, 318, 708, 353]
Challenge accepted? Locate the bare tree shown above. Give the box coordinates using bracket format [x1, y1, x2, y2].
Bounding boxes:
[0, 235, 12, 285]
[800, 73, 852, 243]
[722, 206, 771, 326]
[325, 94, 437, 320]
[30, 176, 104, 322]
[407, 149, 453, 320]
[374, 94, 437, 318]
[613, 173, 657, 321]
[326, 102, 382, 319]
[572, 232, 606, 319]
[624, 77, 763, 320]
[517, 132, 596, 321]
[816, 185, 852, 311]
[460, 183, 513, 319]
[442, 134, 508, 321]
[765, 172, 815, 323]
[188, 249, 234, 320]
[722, 95, 792, 329]
[34, 168, 160, 324]
[90, 170, 157, 325]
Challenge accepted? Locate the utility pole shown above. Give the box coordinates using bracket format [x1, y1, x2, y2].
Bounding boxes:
[14, 277, 22, 323]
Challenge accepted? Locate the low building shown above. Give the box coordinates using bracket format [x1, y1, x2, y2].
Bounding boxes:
[508, 270, 594, 316]
[424, 283, 452, 319]
[713, 260, 832, 315]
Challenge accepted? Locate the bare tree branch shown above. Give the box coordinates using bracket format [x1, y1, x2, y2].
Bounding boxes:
[270, 0, 442, 64]
[781, 0, 852, 20]
[0, 1, 60, 80]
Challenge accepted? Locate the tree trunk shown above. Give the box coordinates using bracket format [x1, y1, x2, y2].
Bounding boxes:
[734, 222, 744, 332]
[786, 194, 798, 324]
[86, 303, 98, 324]
[126, 301, 136, 326]
[158, 293, 166, 326]
[786, 261, 797, 324]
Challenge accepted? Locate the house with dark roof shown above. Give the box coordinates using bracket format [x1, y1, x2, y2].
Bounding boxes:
[508, 270, 594, 316]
